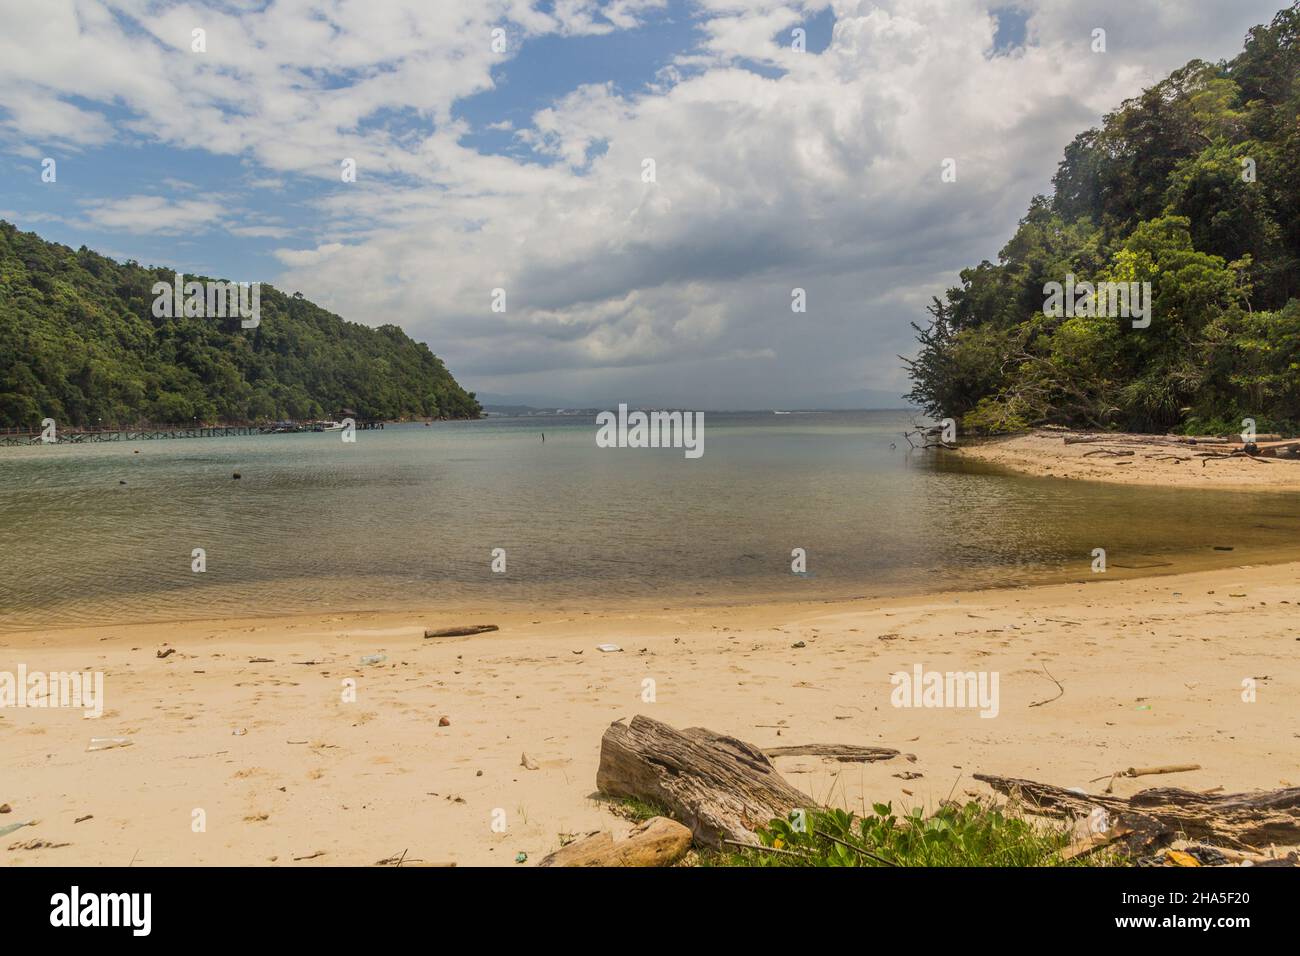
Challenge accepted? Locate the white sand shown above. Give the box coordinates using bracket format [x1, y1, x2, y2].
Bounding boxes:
[3, 560, 1296, 865]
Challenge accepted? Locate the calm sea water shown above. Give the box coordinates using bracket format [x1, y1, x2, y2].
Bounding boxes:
[3, 410, 1299, 629]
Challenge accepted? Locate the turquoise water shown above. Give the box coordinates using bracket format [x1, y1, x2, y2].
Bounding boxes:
[3, 410, 1299, 629]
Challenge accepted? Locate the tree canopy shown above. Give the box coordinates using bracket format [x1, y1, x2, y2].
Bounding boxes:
[0, 221, 481, 427]
[906, 3, 1300, 435]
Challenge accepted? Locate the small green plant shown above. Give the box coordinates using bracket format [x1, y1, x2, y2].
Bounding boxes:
[609, 796, 670, 824]
[714, 801, 1126, 867]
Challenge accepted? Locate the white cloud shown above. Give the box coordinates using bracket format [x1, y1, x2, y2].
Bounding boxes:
[80, 195, 225, 235]
[0, 89, 115, 148]
[226, 224, 295, 240]
[0, 0, 1287, 405]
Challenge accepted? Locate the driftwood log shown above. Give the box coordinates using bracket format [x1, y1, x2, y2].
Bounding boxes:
[1256, 438, 1300, 458]
[976, 773, 1300, 851]
[1064, 435, 1231, 447]
[763, 744, 898, 762]
[423, 624, 498, 638]
[596, 716, 814, 847]
[538, 816, 692, 867]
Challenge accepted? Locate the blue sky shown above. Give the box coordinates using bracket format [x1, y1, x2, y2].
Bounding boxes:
[1, 1, 838, 285]
[0, 0, 1287, 408]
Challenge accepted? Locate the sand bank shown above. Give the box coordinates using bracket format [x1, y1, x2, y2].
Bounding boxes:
[957, 430, 1300, 490]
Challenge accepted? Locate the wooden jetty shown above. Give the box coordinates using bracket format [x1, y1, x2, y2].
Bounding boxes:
[0, 420, 385, 447]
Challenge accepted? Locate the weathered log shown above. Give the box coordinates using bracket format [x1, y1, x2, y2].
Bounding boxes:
[1127, 786, 1300, 847]
[974, 775, 1175, 852]
[538, 816, 692, 867]
[1254, 438, 1300, 458]
[1064, 434, 1234, 447]
[596, 715, 814, 848]
[764, 744, 898, 762]
[423, 624, 498, 638]
[975, 773, 1300, 850]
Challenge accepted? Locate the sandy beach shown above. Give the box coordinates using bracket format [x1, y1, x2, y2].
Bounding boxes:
[957, 431, 1300, 490]
[4, 558, 1297, 866]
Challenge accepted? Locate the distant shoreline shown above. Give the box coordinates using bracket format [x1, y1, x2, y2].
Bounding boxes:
[0, 416, 481, 447]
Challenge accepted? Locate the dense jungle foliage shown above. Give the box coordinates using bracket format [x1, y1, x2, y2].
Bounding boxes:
[0, 221, 480, 427]
[906, 3, 1300, 435]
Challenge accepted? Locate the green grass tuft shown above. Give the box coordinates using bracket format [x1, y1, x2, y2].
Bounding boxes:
[711, 801, 1129, 867]
[609, 796, 671, 824]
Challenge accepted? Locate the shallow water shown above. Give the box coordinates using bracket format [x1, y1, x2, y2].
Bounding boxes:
[2, 410, 1298, 629]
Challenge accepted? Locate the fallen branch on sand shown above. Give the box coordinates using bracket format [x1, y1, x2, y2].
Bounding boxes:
[975, 773, 1300, 851]
[423, 624, 499, 638]
[1092, 764, 1203, 793]
[1199, 451, 1271, 466]
[1090, 764, 1202, 784]
[1028, 665, 1064, 708]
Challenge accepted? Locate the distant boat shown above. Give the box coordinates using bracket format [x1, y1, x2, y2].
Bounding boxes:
[773, 410, 792, 415]
[320, 421, 346, 432]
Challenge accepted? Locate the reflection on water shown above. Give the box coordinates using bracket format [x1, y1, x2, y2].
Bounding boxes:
[2, 410, 1299, 629]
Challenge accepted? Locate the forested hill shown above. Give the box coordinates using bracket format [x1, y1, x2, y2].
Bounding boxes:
[0, 221, 481, 427]
[906, 3, 1300, 435]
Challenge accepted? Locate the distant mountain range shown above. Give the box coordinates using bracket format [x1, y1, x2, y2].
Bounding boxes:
[478, 390, 913, 414]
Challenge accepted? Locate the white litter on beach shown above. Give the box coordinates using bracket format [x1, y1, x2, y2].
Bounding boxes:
[87, 737, 132, 752]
